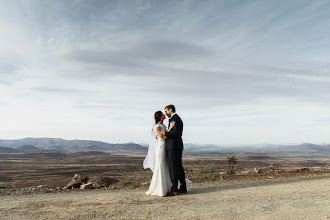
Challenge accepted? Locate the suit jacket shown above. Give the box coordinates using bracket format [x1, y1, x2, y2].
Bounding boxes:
[165, 114, 184, 151]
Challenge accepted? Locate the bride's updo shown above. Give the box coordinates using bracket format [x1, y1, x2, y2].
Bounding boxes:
[154, 111, 162, 124]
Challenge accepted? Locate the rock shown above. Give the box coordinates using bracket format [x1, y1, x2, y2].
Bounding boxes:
[254, 168, 262, 173]
[93, 176, 118, 187]
[64, 174, 82, 189]
[81, 176, 89, 184]
[80, 182, 94, 190]
[72, 174, 81, 183]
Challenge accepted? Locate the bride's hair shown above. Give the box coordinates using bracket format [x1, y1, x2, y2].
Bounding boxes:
[154, 111, 162, 124]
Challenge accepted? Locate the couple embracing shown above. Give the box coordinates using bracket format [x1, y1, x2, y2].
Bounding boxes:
[143, 104, 192, 197]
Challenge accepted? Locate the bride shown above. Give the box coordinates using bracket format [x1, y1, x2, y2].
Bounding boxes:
[144, 111, 192, 197]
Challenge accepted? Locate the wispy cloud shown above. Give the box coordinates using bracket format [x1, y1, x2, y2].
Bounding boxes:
[1, 0, 330, 144]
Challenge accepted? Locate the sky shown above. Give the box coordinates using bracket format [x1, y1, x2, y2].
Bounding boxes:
[1, 0, 330, 145]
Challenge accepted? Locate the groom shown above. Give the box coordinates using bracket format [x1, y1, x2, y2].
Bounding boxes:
[160, 104, 187, 196]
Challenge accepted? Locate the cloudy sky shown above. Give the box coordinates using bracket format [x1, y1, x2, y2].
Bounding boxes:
[1, 0, 330, 145]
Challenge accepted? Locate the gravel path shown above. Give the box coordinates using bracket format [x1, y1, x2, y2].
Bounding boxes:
[0, 174, 329, 220]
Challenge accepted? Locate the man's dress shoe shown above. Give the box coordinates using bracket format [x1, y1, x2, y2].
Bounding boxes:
[166, 191, 179, 196]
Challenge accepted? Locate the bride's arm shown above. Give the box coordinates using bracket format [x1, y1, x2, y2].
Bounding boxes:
[156, 127, 168, 139]
[159, 121, 175, 137]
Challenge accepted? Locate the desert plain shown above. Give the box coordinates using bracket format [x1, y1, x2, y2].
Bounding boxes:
[0, 151, 329, 219]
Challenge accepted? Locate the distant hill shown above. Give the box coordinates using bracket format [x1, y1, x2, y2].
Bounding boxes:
[274, 143, 330, 154]
[0, 146, 19, 153]
[0, 138, 147, 153]
[72, 145, 109, 152]
[0, 145, 58, 154]
[183, 143, 330, 156]
[62, 142, 147, 152]
[0, 138, 112, 148]
[16, 145, 45, 153]
[67, 151, 109, 156]
[107, 143, 148, 151]
[42, 145, 71, 152]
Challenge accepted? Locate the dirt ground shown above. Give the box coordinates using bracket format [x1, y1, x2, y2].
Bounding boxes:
[0, 173, 329, 220]
[1, 152, 329, 189]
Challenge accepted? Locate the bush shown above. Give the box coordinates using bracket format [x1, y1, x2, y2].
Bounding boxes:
[226, 154, 238, 174]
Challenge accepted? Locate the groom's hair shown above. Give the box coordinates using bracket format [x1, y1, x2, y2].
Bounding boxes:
[165, 104, 176, 113]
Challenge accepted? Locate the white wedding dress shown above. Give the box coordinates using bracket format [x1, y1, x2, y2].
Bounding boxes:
[145, 124, 172, 197]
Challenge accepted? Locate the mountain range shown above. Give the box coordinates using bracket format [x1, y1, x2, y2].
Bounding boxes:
[0, 138, 329, 155]
[0, 138, 147, 153]
[183, 142, 330, 155]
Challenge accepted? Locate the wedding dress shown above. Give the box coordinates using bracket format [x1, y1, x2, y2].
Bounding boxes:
[145, 123, 172, 196]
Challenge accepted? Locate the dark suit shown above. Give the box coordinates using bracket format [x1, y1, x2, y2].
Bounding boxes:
[165, 113, 186, 192]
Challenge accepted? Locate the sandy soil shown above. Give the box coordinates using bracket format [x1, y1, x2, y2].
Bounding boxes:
[0, 174, 329, 220]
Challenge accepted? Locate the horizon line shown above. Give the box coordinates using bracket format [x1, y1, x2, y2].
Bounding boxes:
[0, 137, 328, 147]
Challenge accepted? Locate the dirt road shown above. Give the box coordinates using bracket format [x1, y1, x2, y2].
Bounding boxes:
[0, 174, 329, 220]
